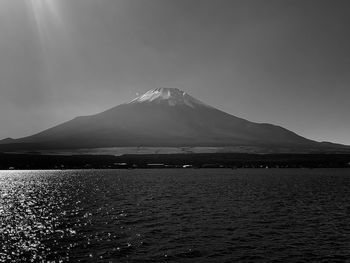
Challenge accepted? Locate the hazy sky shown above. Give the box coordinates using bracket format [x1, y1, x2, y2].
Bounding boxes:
[0, 0, 349, 144]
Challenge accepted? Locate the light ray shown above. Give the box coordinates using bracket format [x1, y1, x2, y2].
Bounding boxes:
[24, 0, 75, 103]
[25, 0, 64, 44]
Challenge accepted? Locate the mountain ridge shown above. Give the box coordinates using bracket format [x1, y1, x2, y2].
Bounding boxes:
[1, 88, 349, 153]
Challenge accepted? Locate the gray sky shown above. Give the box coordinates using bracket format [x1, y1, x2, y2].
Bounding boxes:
[0, 0, 349, 144]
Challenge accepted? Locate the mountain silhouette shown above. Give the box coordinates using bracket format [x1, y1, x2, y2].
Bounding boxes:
[0, 88, 349, 153]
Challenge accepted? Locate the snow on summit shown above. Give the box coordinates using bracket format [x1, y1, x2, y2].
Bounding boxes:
[129, 87, 212, 108]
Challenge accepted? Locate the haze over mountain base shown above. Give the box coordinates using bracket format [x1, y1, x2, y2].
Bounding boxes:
[3, 146, 350, 156]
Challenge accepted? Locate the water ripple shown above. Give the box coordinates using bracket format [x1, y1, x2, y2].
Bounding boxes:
[1, 169, 350, 262]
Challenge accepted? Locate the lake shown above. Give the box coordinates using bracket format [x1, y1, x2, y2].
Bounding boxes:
[1, 169, 349, 262]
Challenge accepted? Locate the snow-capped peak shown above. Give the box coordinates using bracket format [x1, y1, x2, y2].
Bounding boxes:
[129, 87, 212, 108]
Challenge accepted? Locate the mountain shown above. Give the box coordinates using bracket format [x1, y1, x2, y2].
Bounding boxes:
[0, 87, 349, 153]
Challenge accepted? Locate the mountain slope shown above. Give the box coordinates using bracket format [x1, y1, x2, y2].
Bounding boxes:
[0, 88, 349, 153]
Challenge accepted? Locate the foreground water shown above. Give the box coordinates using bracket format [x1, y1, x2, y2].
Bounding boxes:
[0, 169, 349, 262]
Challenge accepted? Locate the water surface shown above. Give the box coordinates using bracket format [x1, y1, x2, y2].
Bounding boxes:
[1, 169, 349, 262]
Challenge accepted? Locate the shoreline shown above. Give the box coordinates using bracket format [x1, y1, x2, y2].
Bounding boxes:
[1, 152, 350, 170]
